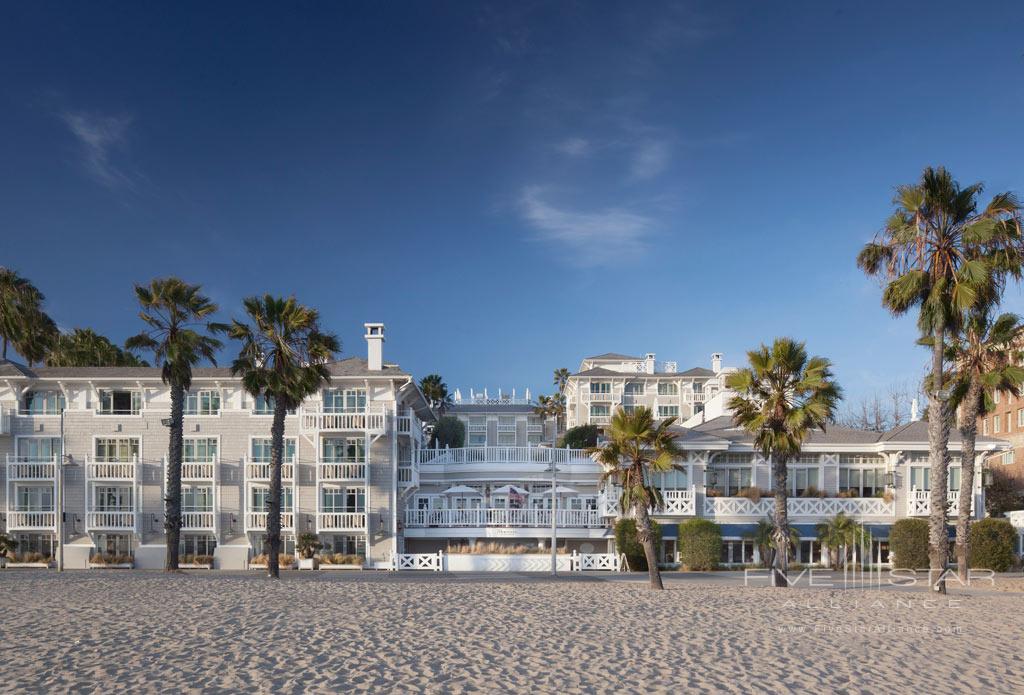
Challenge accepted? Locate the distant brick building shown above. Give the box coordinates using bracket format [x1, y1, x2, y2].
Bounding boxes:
[979, 389, 1024, 483]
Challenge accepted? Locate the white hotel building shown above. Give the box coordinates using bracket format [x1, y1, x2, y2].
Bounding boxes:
[0, 330, 1011, 569]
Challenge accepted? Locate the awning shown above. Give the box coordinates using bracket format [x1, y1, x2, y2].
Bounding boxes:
[441, 485, 481, 495]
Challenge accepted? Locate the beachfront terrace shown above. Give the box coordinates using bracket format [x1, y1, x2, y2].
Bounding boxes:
[703, 495, 895, 518]
[404, 508, 602, 529]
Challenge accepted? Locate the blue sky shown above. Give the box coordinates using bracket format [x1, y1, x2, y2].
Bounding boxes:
[2, 1, 1023, 409]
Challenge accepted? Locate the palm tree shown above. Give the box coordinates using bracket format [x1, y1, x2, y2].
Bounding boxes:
[230, 295, 339, 579]
[125, 278, 227, 572]
[815, 513, 871, 569]
[726, 338, 842, 588]
[947, 309, 1024, 580]
[0, 532, 17, 561]
[17, 308, 58, 367]
[533, 392, 566, 436]
[553, 367, 570, 393]
[46, 328, 148, 367]
[0, 267, 48, 361]
[746, 517, 799, 569]
[591, 406, 683, 590]
[419, 374, 453, 414]
[857, 166, 1022, 591]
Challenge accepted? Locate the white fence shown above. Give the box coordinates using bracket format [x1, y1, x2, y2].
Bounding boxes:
[403, 508, 602, 528]
[417, 447, 591, 466]
[390, 551, 623, 572]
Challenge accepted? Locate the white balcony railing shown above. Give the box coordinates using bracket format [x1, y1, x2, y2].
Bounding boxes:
[404, 508, 602, 528]
[245, 512, 295, 531]
[703, 495, 896, 518]
[86, 511, 136, 530]
[318, 461, 366, 480]
[588, 391, 616, 402]
[300, 406, 387, 433]
[87, 458, 137, 480]
[245, 458, 295, 481]
[317, 512, 367, 531]
[416, 447, 590, 466]
[5, 456, 57, 480]
[7, 511, 56, 529]
[658, 488, 696, 516]
[182, 461, 216, 480]
[907, 489, 961, 517]
[181, 511, 216, 530]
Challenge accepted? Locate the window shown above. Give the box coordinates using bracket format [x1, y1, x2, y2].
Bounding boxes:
[791, 453, 819, 464]
[528, 433, 542, 445]
[468, 432, 486, 446]
[16, 485, 54, 511]
[468, 416, 486, 431]
[498, 416, 516, 430]
[1007, 413, 1012, 433]
[180, 534, 217, 557]
[656, 469, 689, 490]
[994, 416, 1001, 434]
[948, 466, 961, 492]
[94, 533, 132, 557]
[253, 394, 295, 415]
[657, 382, 679, 396]
[693, 382, 704, 393]
[323, 535, 365, 555]
[323, 388, 366, 413]
[839, 454, 884, 466]
[94, 486, 133, 510]
[20, 391, 65, 415]
[589, 382, 611, 394]
[182, 486, 214, 512]
[94, 438, 140, 462]
[184, 390, 221, 415]
[983, 419, 989, 435]
[16, 437, 61, 460]
[184, 438, 217, 462]
[590, 404, 610, 418]
[251, 486, 293, 512]
[1018, 409, 1024, 428]
[838, 467, 885, 497]
[13, 533, 56, 558]
[621, 404, 639, 414]
[994, 390, 1001, 404]
[97, 389, 141, 415]
[657, 405, 679, 418]
[497, 432, 516, 445]
[787, 468, 820, 496]
[624, 382, 645, 395]
[251, 438, 297, 463]
[322, 437, 365, 462]
[321, 487, 365, 512]
[709, 467, 751, 495]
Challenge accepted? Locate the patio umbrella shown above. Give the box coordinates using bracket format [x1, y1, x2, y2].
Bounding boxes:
[541, 486, 579, 495]
[491, 484, 529, 495]
[441, 485, 481, 495]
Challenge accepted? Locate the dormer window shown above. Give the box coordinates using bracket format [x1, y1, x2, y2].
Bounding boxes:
[184, 389, 221, 416]
[97, 389, 141, 415]
[20, 390, 65, 415]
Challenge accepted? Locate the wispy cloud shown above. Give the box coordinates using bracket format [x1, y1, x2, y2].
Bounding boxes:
[60, 111, 137, 189]
[519, 186, 655, 266]
[555, 137, 591, 157]
[629, 139, 671, 180]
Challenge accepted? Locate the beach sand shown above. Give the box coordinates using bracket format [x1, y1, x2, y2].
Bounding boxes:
[1, 570, 1022, 693]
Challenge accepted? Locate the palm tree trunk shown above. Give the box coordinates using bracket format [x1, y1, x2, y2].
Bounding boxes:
[955, 379, 982, 582]
[771, 452, 790, 587]
[266, 400, 287, 579]
[927, 324, 951, 594]
[632, 501, 663, 590]
[164, 382, 184, 571]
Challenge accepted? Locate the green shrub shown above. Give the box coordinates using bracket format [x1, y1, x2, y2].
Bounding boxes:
[432, 416, 466, 449]
[558, 424, 599, 450]
[614, 518, 661, 571]
[678, 519, 721, 570]
[969, 518, 1017, 572]
[890, 518, 929, 569]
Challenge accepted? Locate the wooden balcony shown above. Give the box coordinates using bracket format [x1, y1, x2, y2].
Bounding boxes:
[7, 511, 56, 530]
[316, 512, 367, 532]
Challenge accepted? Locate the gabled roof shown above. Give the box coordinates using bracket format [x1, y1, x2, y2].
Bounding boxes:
[3, 356, 409, 381]
[584, 352, 642, 361]
[879, 420, 1004, 445]
[677, 367, 716, 377]
[0, 359, 33, 378]
[693, 415, 881, 445]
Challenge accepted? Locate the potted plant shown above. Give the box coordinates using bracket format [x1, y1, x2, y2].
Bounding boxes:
[297, 533, 323, 570]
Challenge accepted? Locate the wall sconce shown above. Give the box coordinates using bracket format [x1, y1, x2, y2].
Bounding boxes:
[229, 515, 237, 532]
[982, 468, 994, 488]
[884, 472, 896, 488]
